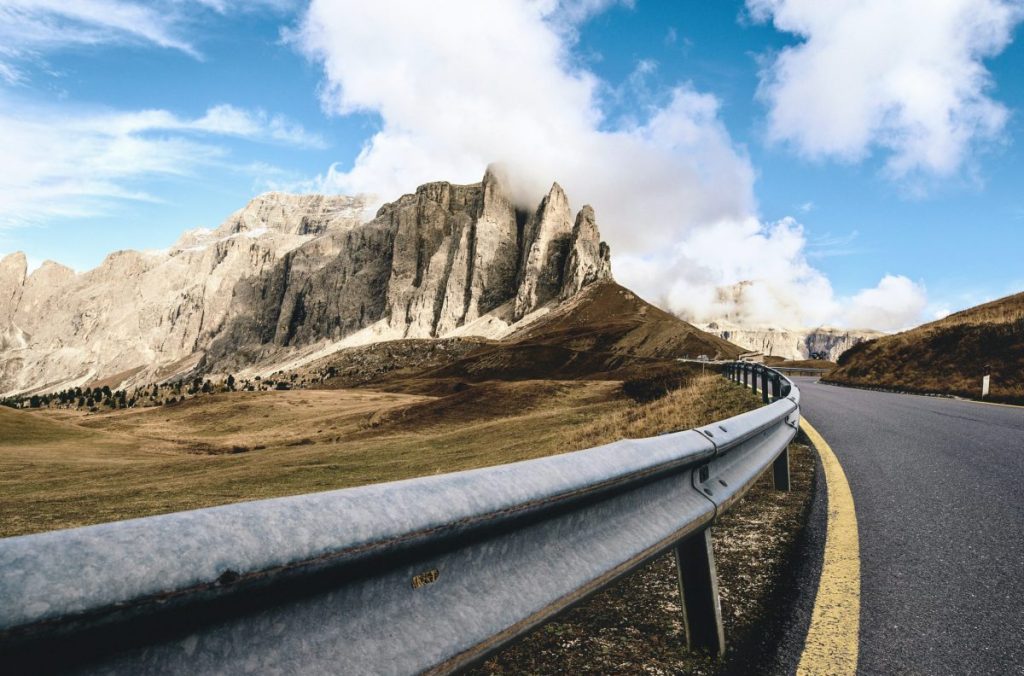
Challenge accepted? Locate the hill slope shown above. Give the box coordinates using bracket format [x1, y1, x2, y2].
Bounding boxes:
[827, 291, 1024, 402]
[300, 280, 744, 393]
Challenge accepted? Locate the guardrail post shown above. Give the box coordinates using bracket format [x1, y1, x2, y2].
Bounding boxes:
[773, 446, 791, 491]
[675, 529, 726, 656]
[760, 369, 769, 404]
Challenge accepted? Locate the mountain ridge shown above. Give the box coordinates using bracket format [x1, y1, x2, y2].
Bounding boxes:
[0, 168, 613, 395]
[701, 322, 885, 361]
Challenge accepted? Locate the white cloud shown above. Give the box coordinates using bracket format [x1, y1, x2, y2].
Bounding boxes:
[748, 0, 1024, 178]
[637, 216, 842, 329]
[189, 0, 297, 13]
[845, 275, 929, 330]
[293, 0, 931, 331]
[294, 0, 754, 249]
[0, 0, 297, 78]
[0, 0, 200, 59]
[0, 98, 322, 228]
[0, 62, 24, 85]
[158, 104, 325, 148]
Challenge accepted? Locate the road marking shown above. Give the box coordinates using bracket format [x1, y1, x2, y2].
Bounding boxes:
[797, 418, 860, 676]
[953, 398, 1024, 411]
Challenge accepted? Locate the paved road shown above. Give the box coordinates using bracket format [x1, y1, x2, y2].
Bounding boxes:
[793, 378, 1024, 675]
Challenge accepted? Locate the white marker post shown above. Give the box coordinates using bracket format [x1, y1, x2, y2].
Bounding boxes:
[982, 375, 991, 398]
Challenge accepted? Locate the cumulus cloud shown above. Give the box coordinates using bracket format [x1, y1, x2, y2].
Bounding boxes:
[646, 217, 841, 328]
[292, 0, 933, 331]
[0, 98, 321, 228]
[748, 0, 1024, 178]
[294, 0, 754, 248]
[845, 275, 929, 330]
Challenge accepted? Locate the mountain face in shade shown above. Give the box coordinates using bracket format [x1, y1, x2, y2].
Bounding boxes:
[0, 168, 612, 395]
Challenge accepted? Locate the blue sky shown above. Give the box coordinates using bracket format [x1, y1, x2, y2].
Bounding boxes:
[1, 0, 1022, 330]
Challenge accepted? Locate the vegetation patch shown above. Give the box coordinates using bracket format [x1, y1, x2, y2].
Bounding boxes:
[828, 291, 1024, 403]
[0, 375, 757, 538]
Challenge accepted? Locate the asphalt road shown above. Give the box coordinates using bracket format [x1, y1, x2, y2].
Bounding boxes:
[793, 378, 1024, 675]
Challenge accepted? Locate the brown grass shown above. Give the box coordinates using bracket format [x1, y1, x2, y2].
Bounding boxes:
[773, 358, 836, 370]
[828, 291, 1024, 403]
[563, 376, 760, 450]
[0, 375, 758, 538]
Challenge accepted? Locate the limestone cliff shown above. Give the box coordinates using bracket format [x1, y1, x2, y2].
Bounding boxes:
[0, 169, 612, 394]
[702, 322, 885, 361]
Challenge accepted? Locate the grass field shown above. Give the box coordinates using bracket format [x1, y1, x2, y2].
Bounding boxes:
[0, 375, 758, 538]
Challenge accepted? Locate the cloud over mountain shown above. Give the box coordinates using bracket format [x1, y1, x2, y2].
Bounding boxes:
[294, 0, 932, 330]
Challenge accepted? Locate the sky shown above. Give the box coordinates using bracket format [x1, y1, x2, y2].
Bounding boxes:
[0, 0, 1022, 331]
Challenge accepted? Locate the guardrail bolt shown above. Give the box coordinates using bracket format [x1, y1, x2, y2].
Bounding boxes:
[773, 445, 791, 491]
[675, 529, 726, 657]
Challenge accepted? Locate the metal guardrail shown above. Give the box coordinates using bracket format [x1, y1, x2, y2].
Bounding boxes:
[0, 363, 800, 674]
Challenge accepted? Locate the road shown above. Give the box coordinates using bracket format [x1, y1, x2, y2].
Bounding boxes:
[793, 378, 1024, 675]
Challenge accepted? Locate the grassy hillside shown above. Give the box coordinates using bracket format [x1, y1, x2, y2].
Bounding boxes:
[0, 376, 758, 538]
[300, 280, 745, 394]
[420, 281, 742, 384]
[764, 357, 836, 370]
[827, 291, 1024, 402]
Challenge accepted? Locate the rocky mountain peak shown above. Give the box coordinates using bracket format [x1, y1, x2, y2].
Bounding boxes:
[0, 252, 28, 325]
[217, 192, 369, 238]
[513, 181, 576, 320]
[1, 251, 28, 279]
[1, 169, 613, 394]
[560, 204, 613, 300]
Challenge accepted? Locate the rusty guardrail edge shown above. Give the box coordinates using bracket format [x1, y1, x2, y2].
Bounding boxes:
[0, 363, 799, 675]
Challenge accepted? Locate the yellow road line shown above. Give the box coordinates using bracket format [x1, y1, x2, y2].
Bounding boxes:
[797, 418, 861, 676]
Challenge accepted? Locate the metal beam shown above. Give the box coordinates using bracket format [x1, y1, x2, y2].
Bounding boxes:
[676, 529, 725, 656]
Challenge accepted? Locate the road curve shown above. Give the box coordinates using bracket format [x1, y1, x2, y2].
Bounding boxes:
[793, 378, 1024, 675]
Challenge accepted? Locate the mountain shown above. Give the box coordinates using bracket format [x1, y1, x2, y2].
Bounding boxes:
[283, 279, 744, 398]
[827, 291, 1024, 402]
[0, 168, 612, 396]
[701, 322, 884, 361]
[429, 280, 743, 382]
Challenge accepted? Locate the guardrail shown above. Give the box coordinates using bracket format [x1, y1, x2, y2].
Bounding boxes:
[0, 364, 800, 675]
